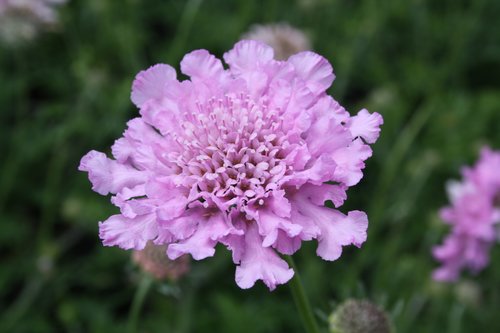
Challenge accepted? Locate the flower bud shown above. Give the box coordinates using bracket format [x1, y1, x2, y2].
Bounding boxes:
[329, 299, 392, 333]
[241, 23, 311, 60]
[132, 242, 190, 281]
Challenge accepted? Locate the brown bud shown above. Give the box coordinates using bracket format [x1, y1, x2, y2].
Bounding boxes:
[132, 241, 190, 281]
[241, 23, 311, 60]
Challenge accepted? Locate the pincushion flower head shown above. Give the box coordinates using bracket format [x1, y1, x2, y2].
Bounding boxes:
[433, 147, 500, 281]
[79, 40, 383, 290]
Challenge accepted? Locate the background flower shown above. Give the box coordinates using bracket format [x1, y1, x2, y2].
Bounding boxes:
[433, 147, 500, 281]
[241, 23, 311, 60]
[0, 0, 67, 43]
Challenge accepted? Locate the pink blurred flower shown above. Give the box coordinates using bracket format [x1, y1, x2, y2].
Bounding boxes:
[79, 40, 383, 290]
[433, 147, 500, 281]
[0, 0, 66, 43]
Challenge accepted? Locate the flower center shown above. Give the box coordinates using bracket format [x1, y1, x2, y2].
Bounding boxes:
[169, 95, 293, 211]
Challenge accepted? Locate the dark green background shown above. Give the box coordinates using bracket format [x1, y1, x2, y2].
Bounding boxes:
[1, 0, 500, 332]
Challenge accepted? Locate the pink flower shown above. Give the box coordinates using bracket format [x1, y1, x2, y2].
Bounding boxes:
[79, 40, 383, 290]
[433, 147, 500, 281]
[0, 0, 67, 43]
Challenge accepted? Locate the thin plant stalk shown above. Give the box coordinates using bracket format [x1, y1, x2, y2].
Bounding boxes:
[285, 256, 321, 333]
[128, 274, 153, 333]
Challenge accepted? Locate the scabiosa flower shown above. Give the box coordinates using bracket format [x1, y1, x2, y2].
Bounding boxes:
[133, 242, 190, 281]
[79, 40, 383, 290]
[433, 147, 500, 281]
[0, 0, 66, 43]
[242, 23, 311, 60]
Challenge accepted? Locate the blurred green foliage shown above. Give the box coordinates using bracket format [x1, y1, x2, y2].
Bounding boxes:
[1, 0, 500, 332]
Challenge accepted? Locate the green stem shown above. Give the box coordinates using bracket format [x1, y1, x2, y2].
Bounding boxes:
[285, 256, 321, 333]
[128, 274, 153, 333]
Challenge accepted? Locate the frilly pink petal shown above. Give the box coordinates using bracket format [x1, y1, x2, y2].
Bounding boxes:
[267, 78, 292, 111]
[298, 183, 347, 208]
[309, 95, 350, 124]
[235, 224, 294, 290]
[283, 78, 317, 113]
[139, 96, 183, 136]
[167, 212, 235, 260]
[99, 213, 158, 250]
[158, 208, 200, 241]
[348, 109, 384, 144]
[291, 191, 368, 261]
[111, 138, 135, 163]
[156, 197, 188, 221]
[285, 155, 337, 187]
[111, 118, 165, 168]
[111, 184, 148, 218]
[273, 232, 302, 255]
[131, 64, 177, 108]
[257, 209, 302, 248]
[180, 49, 225, 81]
[332, 139, 373, 186]
[79, 151, 114, 195]
[223, 40, 274, 74]
[266, 190, 292, 218]
[288, 51, 334, 96]
[290, 205, 322, 241]
[78, 150, 147, 195]
[242, 70, 269, 98]
[305, 116, 352, 157]
[221, 233, 246, 264]
[316, 210, 368, 261]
